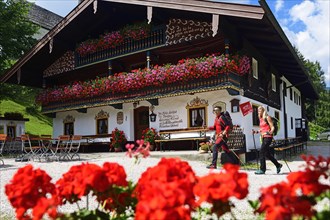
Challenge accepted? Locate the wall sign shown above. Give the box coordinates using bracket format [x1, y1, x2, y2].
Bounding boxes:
[117, 112, 123, 125]
[166, 19, 212, 45]
[159, 110, 183, 128]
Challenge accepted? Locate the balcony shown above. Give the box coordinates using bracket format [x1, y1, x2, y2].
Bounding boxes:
[75, 26, 166, 68]
[40, 72, 242, 113]
[38, 53, 251, 113]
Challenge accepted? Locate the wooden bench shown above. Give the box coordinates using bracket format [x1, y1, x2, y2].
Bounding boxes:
[272, 137, 304, 160]
[81, 134, 112, 152]
[155, 128, 208, 151]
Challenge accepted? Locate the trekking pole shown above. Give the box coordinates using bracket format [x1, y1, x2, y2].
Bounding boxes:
[252, 130, 259, 169]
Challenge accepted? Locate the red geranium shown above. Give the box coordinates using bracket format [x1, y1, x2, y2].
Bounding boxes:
[135, 158, 198, 220]
[194, 163, 249, 217]
[256, 155, 330, 220]
[5, 165, 57, 220]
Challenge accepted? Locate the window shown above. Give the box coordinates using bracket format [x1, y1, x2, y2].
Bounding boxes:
[252, 105, 259, 126]
[63, 115, 75, 135]
[189, 108, 206, 127]
[298, 96, 301, 106]
[97, 118, 108, 134]
[186, 97, 208, 128]
[290, 88, 293, 100]
[271, 74, 276, 92]
[64, 122, 74, 135]
[295, 118, 301, 128]
[95, 110, 110, 134]
[283, 81, 287, 96]
[230, 99, 240, 113]
[291, 117, 293, 129]
[252, 58, 258, 79]
[294, 91, 297, 104]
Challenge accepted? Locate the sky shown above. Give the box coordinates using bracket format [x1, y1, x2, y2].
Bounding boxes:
[28, 0, 329, 87]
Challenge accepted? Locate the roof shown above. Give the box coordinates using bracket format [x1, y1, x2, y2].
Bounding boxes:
[27, 3, 63, 30]
[0, 0, 318, 100]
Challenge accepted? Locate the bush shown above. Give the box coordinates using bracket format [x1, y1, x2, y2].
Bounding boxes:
[25, 105, 38, 115]
[309, 122, 326, 140]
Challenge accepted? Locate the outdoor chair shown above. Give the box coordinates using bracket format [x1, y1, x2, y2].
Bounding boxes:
[20, 134, 44, 161]
[69, 135, 82, 160]
[0, 134, 7, 165]
[49, 135, 71, 161]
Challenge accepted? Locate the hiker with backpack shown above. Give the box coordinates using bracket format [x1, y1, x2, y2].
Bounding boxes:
[206, 106, 232, 169]
[252, 106, 282, 175]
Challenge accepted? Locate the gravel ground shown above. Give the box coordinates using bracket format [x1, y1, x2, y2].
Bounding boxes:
[1, 142, 329, 219]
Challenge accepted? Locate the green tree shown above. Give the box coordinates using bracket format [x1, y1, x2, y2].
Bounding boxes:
[295, 47, 329, 128]
[0, 0, 38, 74]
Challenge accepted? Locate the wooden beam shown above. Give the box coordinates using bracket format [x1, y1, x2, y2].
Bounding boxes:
[147, 98, 159, 106]
[103, 0, 264, 19]
[109, 103, 123, 109]
[76, 108, 87, 113]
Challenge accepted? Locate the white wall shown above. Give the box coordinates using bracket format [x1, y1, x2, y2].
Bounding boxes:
[54, 104, 134, 140]
[0, 120, 26, 137]
[281, 77, 302, 138]
[52, 83, 304, 151]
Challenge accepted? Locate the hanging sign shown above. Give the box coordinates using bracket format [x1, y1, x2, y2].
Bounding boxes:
[239, 101, 253, 116]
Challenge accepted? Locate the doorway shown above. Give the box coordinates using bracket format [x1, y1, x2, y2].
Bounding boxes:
[134, 106, 149, 141]
[295, 118, 307, 141]
[7, 126, 16, 138]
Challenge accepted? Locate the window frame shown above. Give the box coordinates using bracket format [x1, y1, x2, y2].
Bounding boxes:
[187, 107, 207, 128]
[252, 105, 259, 126]
[64, 122, 74, 135]
[186, 97, 209, 128]
[252, 58, 258, 79]
[271, 74, 276, 92]
[96, 118, 109, 135]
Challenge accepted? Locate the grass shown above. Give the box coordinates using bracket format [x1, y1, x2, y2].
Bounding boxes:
[0, 99, 52, 136]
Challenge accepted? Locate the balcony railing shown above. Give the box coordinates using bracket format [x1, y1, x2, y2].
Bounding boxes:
[41, 72, 242, 113]
[75, 26, 166, 68]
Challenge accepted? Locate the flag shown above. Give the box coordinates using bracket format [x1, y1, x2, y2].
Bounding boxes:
[240, 101, 253, 116]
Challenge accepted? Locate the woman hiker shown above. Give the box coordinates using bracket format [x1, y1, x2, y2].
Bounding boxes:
[253, 106, 282, 175]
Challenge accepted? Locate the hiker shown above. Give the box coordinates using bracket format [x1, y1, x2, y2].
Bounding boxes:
[253, 106, 282, 175]
[206, 106, 231, 169]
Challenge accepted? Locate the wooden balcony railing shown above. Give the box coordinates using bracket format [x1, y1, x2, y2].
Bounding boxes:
[41, 72, 242, 113]
[75, 26, 166, 68]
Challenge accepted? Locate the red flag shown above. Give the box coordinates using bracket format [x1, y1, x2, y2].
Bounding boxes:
[240, 101, 253, 116]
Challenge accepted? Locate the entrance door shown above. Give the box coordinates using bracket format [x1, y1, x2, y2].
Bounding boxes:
[295, 118, 307, 141]
[7, 126, 16, 138]
[134, 106, 149, 141]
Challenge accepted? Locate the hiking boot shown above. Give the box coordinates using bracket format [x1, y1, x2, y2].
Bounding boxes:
[206, 164, 217, 169]
[277, 164, 283, 174]
[254, 170, 265, 175]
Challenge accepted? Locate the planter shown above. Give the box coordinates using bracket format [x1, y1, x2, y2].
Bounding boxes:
[114, 147, 122, 152]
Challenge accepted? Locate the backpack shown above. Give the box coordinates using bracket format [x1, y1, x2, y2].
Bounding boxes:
[265, 116, 280, 136]
[220, 111, 233, 130]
